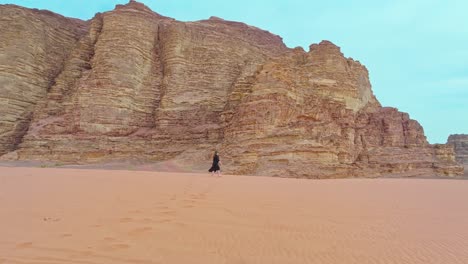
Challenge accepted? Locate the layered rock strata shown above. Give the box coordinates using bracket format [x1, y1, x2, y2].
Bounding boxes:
[221, 46, 462, 177]
[0, 1, 463, 178]
[0, 5, 87, 155]
[447, 135, 468, 167]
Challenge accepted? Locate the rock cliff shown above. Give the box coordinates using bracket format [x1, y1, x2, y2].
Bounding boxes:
[447, 135, 468, 169]
[0, 1, 463, 177]
[0, 5, 87, 155]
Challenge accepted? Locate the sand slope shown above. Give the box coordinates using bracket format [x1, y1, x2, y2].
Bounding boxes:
[1, 167, 468, 264]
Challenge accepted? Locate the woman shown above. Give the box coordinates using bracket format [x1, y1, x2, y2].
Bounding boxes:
[208, 151, 221, 176]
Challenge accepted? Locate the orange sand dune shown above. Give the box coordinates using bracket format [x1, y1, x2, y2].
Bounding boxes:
[1, 167, 468, 264]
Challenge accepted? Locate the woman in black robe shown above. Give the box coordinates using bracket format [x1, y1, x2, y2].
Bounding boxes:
[208, 151, 221, 176]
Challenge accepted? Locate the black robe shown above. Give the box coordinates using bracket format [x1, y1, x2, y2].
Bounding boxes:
[208, 154, 220, 172]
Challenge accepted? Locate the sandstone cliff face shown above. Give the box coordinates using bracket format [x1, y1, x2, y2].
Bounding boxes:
[221, 46, 461, 178]
[0, 1, 463, 177]
[448, 135, 468, 167]
[0, 5, 87, 155]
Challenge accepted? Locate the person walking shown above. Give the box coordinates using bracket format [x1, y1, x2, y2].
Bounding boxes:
[208, 151, 221, 176]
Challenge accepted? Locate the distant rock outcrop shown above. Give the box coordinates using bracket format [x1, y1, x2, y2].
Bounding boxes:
[448, 135, 468, 168]
[0, 1, 463, 178]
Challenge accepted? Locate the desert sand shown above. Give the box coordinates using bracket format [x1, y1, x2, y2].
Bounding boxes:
[1, 167, 468, 264]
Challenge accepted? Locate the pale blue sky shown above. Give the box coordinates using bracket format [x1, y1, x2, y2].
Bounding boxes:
[2, 0, 467, 143]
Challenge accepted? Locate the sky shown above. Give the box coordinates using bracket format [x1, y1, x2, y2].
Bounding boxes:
[2, 0, 467, 143]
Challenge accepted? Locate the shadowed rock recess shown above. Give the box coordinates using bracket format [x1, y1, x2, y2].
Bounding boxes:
[0, 1, 463, 178]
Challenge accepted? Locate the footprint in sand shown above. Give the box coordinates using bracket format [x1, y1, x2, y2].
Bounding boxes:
[154, 205, 170, 210]
[153, 204, 178, 223]
[43, 217, 61, 222]
[181, 196, 201, 209]
[16, 242, 33, 249]
[183, 182, 193, 194]
[119, 217, 133, 223]
[159, 210, 177, 216]
[174, 222, 187, 227]
[76, 250, 94, 257]
[190, 193, 206, 200]
[128, 226, 153, 236]
[141, 218, 155, 223]
[155, 218, 173, 223]
[104, 243, 130, 251]
[183, 198, 197, 204]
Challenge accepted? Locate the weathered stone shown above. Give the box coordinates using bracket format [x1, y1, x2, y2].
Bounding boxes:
[221, 48, 462, 178]
[0, 1, 463, 178]
[0, 5, 87, 155]
[447, 135, 468, 175]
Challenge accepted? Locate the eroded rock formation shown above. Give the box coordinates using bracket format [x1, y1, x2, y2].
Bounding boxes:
[448, 135, 468, 167]
[0, 5, 87, 155]
[0, 1, 463, 177]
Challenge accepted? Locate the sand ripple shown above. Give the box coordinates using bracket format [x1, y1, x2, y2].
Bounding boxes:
[1, 167, 468, 263]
